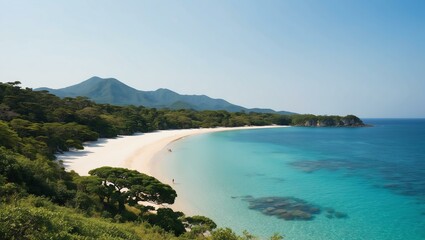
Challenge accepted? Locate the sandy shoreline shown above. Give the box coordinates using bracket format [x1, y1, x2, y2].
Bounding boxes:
[59, 125, 285, 176]
[58, 125, 287, 211]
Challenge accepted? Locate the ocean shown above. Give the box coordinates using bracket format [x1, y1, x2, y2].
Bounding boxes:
[154, 119, 425, 240]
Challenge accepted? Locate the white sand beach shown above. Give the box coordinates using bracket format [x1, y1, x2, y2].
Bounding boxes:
[59, 125, 285, 177]
[58, 125, 287, 211]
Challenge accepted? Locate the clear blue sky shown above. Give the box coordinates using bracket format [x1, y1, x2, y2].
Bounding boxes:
[1, 0, 424, 118]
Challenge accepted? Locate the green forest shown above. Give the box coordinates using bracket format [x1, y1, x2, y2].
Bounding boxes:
[0, 81, 363, 239]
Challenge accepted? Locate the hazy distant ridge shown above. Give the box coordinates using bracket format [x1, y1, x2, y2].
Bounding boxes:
[36, 76, 294, 114]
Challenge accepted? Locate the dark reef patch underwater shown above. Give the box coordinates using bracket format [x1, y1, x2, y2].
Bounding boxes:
[239, 196, 348, 221]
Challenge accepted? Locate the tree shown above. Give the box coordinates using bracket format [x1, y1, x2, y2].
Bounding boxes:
[242, 230, 257, 240]
[147, 208, 186, 236]
[211, 228, 239, 240]
[270, 233, 284, 240]
[75, 107, 117, 137]
[0, 103, 19, 120]
[0, 121, 20, 149]
[87, 167, 177, 211]
[0, 147, 25, 186]
[182, 215, 217, 236]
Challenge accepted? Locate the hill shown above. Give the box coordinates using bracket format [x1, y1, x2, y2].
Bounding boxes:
[36, 76, 294, 114]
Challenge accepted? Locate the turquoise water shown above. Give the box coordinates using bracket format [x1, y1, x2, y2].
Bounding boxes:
[156, 119, 425, 240]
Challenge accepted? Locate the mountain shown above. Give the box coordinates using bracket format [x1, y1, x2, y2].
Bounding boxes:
[36, 76, 294, 114]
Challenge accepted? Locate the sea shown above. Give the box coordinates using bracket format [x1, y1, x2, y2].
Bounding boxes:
[154, 119, 425, 240]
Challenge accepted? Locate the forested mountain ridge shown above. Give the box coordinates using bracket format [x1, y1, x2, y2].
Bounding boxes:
[36, 76, 295, 114]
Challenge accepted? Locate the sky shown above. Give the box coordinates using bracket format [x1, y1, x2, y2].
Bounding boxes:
[1, 0, 424, 118]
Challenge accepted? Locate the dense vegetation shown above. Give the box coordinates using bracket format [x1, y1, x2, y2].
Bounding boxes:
[1, 81, 290, 239]
[290, 114, 364, 127]
[0, 81, 364, 239]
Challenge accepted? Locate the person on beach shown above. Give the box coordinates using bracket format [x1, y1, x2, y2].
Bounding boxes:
[172, 179, 174, 184]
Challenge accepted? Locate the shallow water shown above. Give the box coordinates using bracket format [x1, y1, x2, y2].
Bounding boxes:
[156, 119, 425, 240]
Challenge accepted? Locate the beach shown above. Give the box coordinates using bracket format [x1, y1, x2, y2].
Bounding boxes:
[58, 125, 285, 211]
[59, 125, 285, 177]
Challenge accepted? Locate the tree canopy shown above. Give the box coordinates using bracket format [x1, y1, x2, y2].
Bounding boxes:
[85, 167, 177, 211]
